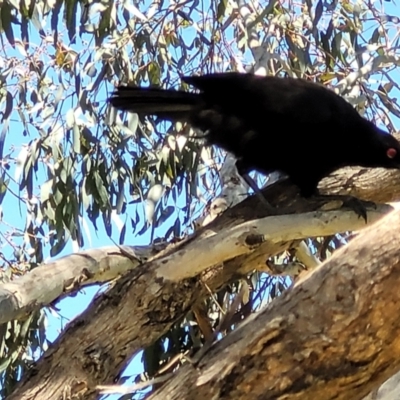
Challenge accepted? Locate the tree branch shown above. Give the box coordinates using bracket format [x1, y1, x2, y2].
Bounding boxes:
[147, 208, 400, 400]
[8, 166, 400, 399]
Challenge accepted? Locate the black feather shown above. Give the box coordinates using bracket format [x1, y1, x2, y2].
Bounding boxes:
[109, 72, 400, 197]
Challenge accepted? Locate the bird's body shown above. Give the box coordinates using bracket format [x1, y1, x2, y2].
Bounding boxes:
[109, 73, 400, 196]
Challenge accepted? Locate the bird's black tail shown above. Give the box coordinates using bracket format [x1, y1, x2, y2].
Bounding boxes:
[108, 86, 199, 120]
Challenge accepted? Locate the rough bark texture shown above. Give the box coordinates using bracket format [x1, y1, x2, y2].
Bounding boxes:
[320, 167, 400, 203]
[147, 209, 400, 400]
[3, 167, 395, 329]
[8, 167, 400, 399]
[0, 244, 166, 324]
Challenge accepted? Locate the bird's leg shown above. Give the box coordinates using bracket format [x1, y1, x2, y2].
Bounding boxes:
[241, 172, 276, 211]
[293, 177, 376, 223]
[235, 159, 276, 213]
[311, 193, 376, 223]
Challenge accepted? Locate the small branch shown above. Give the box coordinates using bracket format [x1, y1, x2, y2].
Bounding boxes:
[158, 204, 391, 281]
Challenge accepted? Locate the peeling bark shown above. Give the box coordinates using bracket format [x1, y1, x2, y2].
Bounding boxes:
[147, 209, 400, 400]
[8, 168, 400, 399]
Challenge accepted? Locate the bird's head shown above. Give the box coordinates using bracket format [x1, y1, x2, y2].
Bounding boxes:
[372, 129, 400, 169]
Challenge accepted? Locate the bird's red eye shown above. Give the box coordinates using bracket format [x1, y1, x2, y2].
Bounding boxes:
[387, 148, 397, 159]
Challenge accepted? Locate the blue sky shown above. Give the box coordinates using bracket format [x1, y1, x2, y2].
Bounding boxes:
[1, 0, 400, 398]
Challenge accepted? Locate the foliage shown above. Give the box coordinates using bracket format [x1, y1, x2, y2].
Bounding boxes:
[0, 0, 399, 396]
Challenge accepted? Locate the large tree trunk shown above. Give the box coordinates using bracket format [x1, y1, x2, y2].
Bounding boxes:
[147, 208, 400, 400]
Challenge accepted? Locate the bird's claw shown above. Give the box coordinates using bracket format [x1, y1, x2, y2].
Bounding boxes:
[340, 197, 376, 223]
[316, 194, 376, 223]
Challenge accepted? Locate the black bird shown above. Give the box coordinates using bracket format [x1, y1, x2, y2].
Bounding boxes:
[109, 72, 400, 199]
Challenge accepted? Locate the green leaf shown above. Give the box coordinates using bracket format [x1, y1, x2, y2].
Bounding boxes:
[53, 185, 63, 205]
[94, 171, 109, 208]
[0, 357, 11, 374]
[40, 179, 53, 202]
[116, 179, 125, 214]
[97, 3, 111, 45]
[314, 0, 323, 28]
[72, 124, 81, 154]
[217, 0, 227, 22]
[50, 235, 67, 257]
[65, 0, 78, 43]
[66, 109, 75, 129]
[0, 2, 15, 47]
[43, 201, 55, 220]
[51, 0, 63, 43]
[119, 221, 126, 244]
[1, 91, 13, 122]
[31, 2, 45, 36]
[148, 62, 161, 85]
